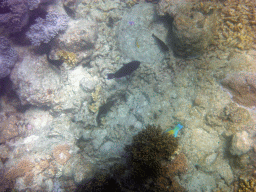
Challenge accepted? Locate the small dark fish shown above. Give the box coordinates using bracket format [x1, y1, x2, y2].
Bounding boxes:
[46, 51, 64, 69]
[145, 0, 160, 4]
[152, 34, 169, 52]
[107, 61, 141, 79]
[39, 42, 64, 69]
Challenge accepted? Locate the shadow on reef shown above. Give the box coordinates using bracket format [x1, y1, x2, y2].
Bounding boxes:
[0, 77, 31, 112]
[75, 125, 183, 192]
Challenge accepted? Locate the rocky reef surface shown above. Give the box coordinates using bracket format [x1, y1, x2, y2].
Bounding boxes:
[0, 0, 256, 191]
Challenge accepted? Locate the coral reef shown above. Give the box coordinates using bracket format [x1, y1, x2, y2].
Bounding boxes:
[156, 0, 191, 17]
[55, 19, 98, 64]
[0, 36, 18, 79]
[0, 0, 29, 33]
[129, 125, 178, 163]
[0, 0, 55, 33]
[52, 144, 72, 165]
[62, 0, 79, 16]
[166, 153, 188, 176]
[89, 85, 103, 113]
[77, 125, 181, 192]
[26, 12, 69, 46]
[214, 0, 256, 50]
[169, 0, 217, 58]
[4, 159, 35, 187]
[127, 124, 178, 188]
[0, 113, 24, 144]
[117, 3, 167, 62]
[126, 0, 140, 8]
[238, 178, 256, 192]
[230, 131, 252, 156]
[57, 50, 77, 66]
[157, 0, 256, 54]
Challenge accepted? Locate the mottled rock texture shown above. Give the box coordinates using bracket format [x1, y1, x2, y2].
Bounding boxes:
[221, 72, 256, 107]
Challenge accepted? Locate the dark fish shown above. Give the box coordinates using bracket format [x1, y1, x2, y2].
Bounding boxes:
[107, 61, 141, 79]
[46, 51, 64, 69]
[145, 0, 160, 4]
[38, 42, 64, 69]
[152, 34, 169, 52]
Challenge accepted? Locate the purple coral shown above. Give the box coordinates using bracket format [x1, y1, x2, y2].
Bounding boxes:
[0, 36, 18, 79]
[0, 0, 56, 33]
[0, 0, 29, 33]
[26, 12, 69, 46]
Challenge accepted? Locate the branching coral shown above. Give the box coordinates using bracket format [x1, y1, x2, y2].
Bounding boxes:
[193, 0, 255, 50]
[238, 178, 256, 192]
[127, 124, 178, 181]
[212, 0, 255, 50]
[130, 125, 178, 161]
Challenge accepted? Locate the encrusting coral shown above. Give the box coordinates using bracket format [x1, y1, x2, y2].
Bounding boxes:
[57, 50, 77, 66]
[89, 85, 103, 113]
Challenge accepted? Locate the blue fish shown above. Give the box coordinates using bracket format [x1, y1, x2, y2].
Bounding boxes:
[107, 61, 140, 79]
[165, 124, 183, 137]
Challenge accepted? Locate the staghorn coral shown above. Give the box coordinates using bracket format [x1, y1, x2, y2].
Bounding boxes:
[182, 0, 255, 51]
